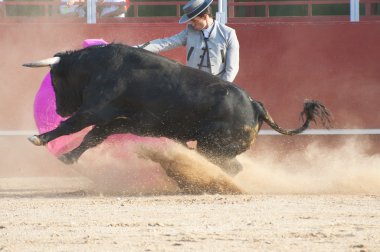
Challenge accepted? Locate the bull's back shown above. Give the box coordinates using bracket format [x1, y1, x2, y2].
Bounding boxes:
[113, 44, 256, 126]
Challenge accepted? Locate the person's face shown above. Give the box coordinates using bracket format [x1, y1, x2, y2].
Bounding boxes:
[189, 16, 207, 31]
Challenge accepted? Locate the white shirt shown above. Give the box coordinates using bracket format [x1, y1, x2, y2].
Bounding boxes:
[202, 22, 214, 39]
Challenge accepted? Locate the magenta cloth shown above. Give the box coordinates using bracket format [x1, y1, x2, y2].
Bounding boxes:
[82, 38, 108, 48]
[33, 39, 160, 157]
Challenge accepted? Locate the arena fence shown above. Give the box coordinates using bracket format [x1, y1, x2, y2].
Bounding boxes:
[0, 0, 379, 22]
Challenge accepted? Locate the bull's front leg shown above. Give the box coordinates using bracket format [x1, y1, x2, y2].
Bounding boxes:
[28, 111, 96, 146]
[58, 125, 109, 164]
[58, 118, 131, 164]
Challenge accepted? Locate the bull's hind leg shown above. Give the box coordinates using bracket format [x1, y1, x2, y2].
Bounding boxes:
[219, 157, 243, 176]
[197, 146, 243, 176]
[196, 123, 248, 176]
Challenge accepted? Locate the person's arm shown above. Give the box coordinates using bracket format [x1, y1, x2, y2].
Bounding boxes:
[221, 30, 239, 82]
[138, 29, 187, 53]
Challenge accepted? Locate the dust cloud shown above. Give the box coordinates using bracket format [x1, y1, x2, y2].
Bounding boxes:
[71, 137, 242, 195]
[73, 139, 180, 195]
[236, 137, 380, 194]
[137, 143, 244, 194]
[68, 136, 380, 195]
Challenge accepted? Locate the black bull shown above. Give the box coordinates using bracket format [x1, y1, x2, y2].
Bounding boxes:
[24, 43, 331, 175]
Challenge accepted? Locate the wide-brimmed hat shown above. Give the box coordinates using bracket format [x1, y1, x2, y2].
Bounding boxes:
[179, 0, 213, 24]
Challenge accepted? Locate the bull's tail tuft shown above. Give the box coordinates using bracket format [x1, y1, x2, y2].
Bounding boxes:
[256, 99, 332, 136]
[301, 99, 332, 129]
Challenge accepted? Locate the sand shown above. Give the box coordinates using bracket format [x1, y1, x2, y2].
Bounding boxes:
[0, 179, 379, 252]
[1, 138, 380, 251]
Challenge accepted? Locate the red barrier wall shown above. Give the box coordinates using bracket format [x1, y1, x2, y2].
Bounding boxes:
[234, 22, 380, 129]
[1, 21, 379, 130]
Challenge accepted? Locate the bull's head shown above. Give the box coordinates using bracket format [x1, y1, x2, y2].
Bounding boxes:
[23, 54, 82, 117]
[23, 57, 61, 68]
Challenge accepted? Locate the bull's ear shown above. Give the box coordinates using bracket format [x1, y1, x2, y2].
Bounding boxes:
[207, 83, 229, 96]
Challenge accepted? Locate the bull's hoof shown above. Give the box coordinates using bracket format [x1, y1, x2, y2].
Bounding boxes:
[221, 159, 243, 177]
[58, 154, 76, 165]
[28, 135, 45, 146]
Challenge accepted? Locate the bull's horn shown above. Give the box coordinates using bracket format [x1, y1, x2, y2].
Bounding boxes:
[22, 57, 60, 67]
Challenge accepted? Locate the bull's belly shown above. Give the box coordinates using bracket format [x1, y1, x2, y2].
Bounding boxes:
[120, 114, 258, 155]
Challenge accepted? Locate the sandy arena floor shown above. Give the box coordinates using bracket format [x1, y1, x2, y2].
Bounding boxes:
[0, 177, 379, 252]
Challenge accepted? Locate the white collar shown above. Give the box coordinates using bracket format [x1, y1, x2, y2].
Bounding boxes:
[202, 21, 215, 38]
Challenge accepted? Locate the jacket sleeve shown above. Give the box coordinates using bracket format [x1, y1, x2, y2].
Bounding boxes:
[221, 30, 239, 82]
[138, 29, 188, 53]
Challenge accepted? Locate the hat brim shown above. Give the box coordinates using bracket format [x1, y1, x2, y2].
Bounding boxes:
[178, 0, 213, 24]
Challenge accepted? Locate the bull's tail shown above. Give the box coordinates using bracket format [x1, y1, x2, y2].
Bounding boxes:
[253, 99, 332, 136]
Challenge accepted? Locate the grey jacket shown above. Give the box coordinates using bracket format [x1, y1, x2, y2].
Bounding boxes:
[139, 21, 239, 82]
